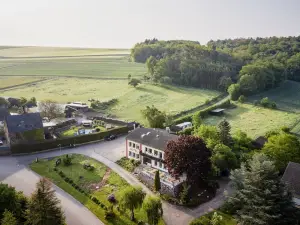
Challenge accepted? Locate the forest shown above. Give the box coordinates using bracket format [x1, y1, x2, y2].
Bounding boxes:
[131, 36, 300, 98]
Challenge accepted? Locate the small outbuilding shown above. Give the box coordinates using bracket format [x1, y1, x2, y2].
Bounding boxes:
[252, 136, 268, 149]
[175, 122, 192, 130]
[210, 108, 225, 116]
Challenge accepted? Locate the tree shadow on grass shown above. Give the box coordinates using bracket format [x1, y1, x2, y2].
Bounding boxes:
[136, 86, 165, 96]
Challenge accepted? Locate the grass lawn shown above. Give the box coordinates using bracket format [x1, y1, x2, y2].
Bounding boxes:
[0, 76, 46, 89]
[248, 80, 300, 113]
[203, 103, 299, 139]
[190, 211, 237, 225]
[2, 78, 221, 123]
[30, 154, 164, 225]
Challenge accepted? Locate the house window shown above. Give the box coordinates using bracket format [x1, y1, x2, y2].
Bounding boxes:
[129, 151, 132, 156]
[159, 162, 162, 168]
[159, 152, 163, 159]
[133, 153, 136, 158]
[129, 142, 132, 147]
[149, 149, 152, 154]
[133, 143, 135, 148]
[145, 147, 148, 152]
[154, 150, 158, 156]
[154, 160, 157, 166]
[136, 154, 139, 159]
[136, 145, 140, 150]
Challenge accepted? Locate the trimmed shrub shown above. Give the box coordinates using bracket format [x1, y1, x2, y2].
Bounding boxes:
[238, 95, 246, 103]
[95, 128, 100, 132]
[64, 177, 70, 182]
[63, 154, 72, 166]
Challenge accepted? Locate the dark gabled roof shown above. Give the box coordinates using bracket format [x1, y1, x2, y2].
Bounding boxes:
[282, 162, 300, 197]
[126, 127, 178, 151]
[253, 136, 268, 149]
[0, 108, 9, 121]
[5, 113, 43, 133]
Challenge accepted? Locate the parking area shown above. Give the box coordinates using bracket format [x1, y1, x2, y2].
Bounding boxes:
[93, 136, 126, 162]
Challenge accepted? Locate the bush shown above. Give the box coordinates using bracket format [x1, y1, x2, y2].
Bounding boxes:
[95, 128, 100, 132]
[238, 95, 246, 103]
[281, 126, 291, 133]
[260, 97, 270, 107]
[64, 177, 70, 183]
[53, 167, 57, 171]
[271, 102, 277, 109]
[178, 127, 193, 135]
[104, 209, 115, 220]
[58, 171, 65, 178]
[63, 154, 72, 166]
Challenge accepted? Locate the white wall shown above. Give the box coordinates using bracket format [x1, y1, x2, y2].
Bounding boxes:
[127, 140, 141, 160]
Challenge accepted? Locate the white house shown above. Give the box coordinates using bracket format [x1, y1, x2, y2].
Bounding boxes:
[126, 127, 178, 172]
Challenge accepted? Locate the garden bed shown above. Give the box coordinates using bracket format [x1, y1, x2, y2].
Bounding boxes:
[30, 154, 164, 225]
[190, 211, 237, 225]
[115, 157, 140, 172]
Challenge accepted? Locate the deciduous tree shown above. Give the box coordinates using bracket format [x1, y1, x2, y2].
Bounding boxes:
[262, 132, 300, 171]
[141, 105, 166, 128]
[1, 210, 17, 225]
[164, 136, 212, 184]
[26, 178, 65, 225]
[38, 100, 63, 121]
[119, 186, 145, 221]
[142, 196, 163, 225]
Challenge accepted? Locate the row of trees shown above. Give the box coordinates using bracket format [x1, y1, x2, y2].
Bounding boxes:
[131, 40, 242, 89]
[0, 178, 65, 225]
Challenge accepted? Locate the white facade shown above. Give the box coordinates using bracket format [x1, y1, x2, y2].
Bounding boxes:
[127, 140, 168, 172]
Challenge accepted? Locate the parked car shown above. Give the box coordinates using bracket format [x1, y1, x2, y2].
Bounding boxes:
[0, 140, 3, 146]
[104, 134, 117, 141]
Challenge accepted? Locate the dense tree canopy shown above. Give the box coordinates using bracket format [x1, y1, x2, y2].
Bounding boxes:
[131, 40, 242, 89]
[131, 36, 300, 96]
[141, 105, 167, 128]
[164, 135, 212, 184]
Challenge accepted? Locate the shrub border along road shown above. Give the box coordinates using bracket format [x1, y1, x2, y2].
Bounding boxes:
[11, 126, 129, 154]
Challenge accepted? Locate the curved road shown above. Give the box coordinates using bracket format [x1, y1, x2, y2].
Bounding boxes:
[0, 137, 230, 225]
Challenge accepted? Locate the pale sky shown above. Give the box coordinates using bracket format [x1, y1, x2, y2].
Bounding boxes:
[0, 0, 299, 48]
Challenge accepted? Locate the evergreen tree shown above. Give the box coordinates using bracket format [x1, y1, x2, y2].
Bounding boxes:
[218, 119, 231, 145]
[1, 210, 17, 225]
[25, 178, 65, 225]
[226, 154, 299, 225]
[154, 170, 161, 192]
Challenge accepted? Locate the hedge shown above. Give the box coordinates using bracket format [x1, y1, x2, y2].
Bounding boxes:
[11, 126, 129, 154]
[173, 99, 232, 125]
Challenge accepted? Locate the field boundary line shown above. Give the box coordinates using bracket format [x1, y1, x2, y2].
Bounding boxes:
[0, 77, 55, 91]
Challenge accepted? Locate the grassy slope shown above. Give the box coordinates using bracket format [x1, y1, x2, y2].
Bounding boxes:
[249, 80, 300, 113]
[30, 154, 164, 225]
[0, 76, 46, 89]
[203, 103, 299, 138]
[1, 78, 220, 123]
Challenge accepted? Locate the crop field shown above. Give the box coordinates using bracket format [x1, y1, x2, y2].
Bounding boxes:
[0, 46, 129, 58]
[203, 103, 299, 138]
[0, 46, 146, 78]
[0, 76, 47, 89]
[1, 77, 221, 123]
[249, 80, 300, 113]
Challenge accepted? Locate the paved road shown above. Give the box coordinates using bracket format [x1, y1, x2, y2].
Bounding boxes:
[0, 137, 231, 225]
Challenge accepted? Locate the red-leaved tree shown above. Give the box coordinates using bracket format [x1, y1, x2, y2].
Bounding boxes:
[164, 135, 212, 184]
